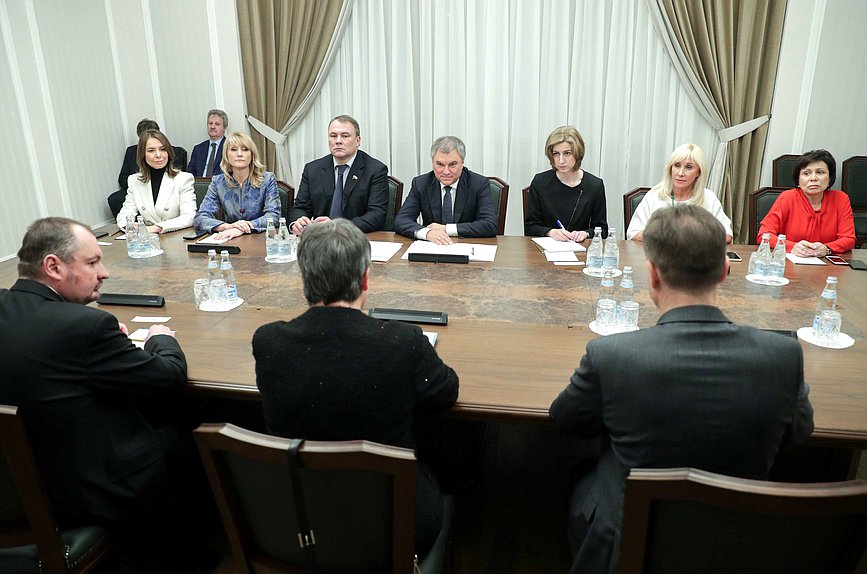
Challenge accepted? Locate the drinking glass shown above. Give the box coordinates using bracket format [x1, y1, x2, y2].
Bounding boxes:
[193, 279, 209, 309]
[148, 233, 161, 255]
[818, 310, 842, 343]
[209, 279, 228, 305]
[595, 299, 616, 331]
[616, 301, 640, 331]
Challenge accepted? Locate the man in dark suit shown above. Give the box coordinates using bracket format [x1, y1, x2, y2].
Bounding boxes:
[549, 205, 814, 574]
[253, 218, 458, 558]
[289, 115, 389, 234]
[0, 217, 194, 527]
[186, 108, 228, 178]
[117, 118, 186, 190]
[394, 135, 497, 244]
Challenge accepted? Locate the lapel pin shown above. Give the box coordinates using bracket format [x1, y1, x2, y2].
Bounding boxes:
[352, 175, 359, 180]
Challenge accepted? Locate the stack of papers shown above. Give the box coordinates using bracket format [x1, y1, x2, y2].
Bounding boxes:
[197, 235, 230, 245]
[786, 253, 826, 265]
[401, 241, 497, 262]
[369, 241, 403, 262]
[532, 237, 586, 266]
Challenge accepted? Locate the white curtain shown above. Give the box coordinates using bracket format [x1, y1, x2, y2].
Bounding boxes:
[283, 0, 718, 237]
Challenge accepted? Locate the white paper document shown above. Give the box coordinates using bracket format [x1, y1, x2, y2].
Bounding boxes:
[128, 328, 150, 341]
[786, 253, 826, 265]
[97, 241, 112, 246]
[369, 241, 403, 262]
[532, 237, 587, 253]
[132, 316, 172, 323]
[423, 331, 438, 346]
[545, 251, 584, 265]
[401, 241, 497, 262]
[197, 235, 230, 245]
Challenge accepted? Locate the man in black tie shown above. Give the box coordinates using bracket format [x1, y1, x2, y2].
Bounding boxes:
[187, 109, 228, 178]
[394, 135, 498, 244]
[289, 115, 389, 234]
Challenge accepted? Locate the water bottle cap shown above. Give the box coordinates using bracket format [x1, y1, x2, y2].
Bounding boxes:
[208, 249, 216, 255]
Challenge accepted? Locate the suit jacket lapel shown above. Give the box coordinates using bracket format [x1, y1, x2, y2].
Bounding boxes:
[428, 178, 443, 222]
[452, 170, 471, 223]
[152, 176, 175, 216]
[342, 153, 363, 205]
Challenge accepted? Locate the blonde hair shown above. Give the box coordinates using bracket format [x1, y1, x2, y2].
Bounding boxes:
[220, 131, 265, 188]
[651, 143, 708, 207]
[544, 126, 585, 172]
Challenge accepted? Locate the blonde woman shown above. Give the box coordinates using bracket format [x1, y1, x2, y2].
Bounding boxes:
[626, 143, 733, 243]
[193, 131, 280, 238]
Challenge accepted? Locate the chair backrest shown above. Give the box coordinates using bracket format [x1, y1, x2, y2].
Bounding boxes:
[172, 146, 188, 172]
[487, 176, 509, 235]
[384, 175, 405, 232]
[522, 186, 530, 222]
[0, 405, 110, 573]
[623, 187, 650, 231]
[276, 180, 295, 221]
[748, 186, 788, 244]
[842, 156, 867, 211]
[194, 177, 211, 208]
[619, 467, 867, 574]
[194, 423, 419, 574]
[772, 154, 799, 189]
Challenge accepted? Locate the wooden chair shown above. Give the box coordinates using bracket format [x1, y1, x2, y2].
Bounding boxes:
[194, 423, 453, 574]
[772, 154, 800, 189]
[487, 176, 509, 235]
[748, 186, 788, 245]
[623, 187, 650, 231]
[385, 175, 405, 232]
[619, 467, 867, 573]
[842, 156, 867, 248]
[0, 405, 110, 573]
[276, 180, 295, 221]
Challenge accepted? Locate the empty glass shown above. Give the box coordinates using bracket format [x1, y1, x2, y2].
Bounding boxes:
[193, 279, 209, 309]
[148, 233, 161, 254]
[818, 310, 842, 343]
[617, 301, 640, 331]
[595, 299, 617, 331]
[209, 279, 228, 305]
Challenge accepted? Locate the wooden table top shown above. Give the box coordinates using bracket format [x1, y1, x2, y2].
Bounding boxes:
[2, 230, 866, 446]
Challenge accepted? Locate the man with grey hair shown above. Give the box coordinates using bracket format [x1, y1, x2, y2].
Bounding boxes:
[188, 108, 228, 177]
[549, 205, 814, 574]
[394, 135, 498, 244]
[0, 217, 202, 536]
[253, 218, 458, 557]
[289, 114, 389, 234]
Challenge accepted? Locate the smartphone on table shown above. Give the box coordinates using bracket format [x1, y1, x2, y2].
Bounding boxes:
[726, 251, 742, 262]
[826, 255, 849, 266]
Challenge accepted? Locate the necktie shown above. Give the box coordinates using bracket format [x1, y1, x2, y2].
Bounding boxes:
[330, 164, 348, 219]
[442, 186, 453, 224]
[205, 142, 217, 177]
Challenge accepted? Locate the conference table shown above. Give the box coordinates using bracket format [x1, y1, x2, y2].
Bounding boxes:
[3, 230, 865, 450]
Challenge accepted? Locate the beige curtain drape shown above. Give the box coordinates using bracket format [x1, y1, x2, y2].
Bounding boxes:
[653, 0, 788, 242]
[235, 0, 344, 174]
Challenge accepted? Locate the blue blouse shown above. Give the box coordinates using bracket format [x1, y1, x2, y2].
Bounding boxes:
[194, 171, 281, 233]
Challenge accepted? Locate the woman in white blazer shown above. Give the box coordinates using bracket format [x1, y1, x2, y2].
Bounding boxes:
[116, 129, 195, 233]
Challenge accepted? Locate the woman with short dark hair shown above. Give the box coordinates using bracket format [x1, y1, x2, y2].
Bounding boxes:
[758, 149, 855, 256]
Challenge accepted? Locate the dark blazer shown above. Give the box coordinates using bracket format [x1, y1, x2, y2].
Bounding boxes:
[253, 306, 458, 555]
[0, 279, 188, 523]
[549, 305, 814, 574]
[118, 144, 188, 189]
[187, 138, 225, 178]
[524, 169, 608, 238]
[289, 150, 389, 232]
[394, 167, 497, 238]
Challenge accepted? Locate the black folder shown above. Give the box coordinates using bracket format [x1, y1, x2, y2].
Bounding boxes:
[97, 293, 165, 307]
[187, 244, 241, 254]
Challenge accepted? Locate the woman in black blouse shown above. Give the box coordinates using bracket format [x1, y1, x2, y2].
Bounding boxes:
[524, 126, 608, 240]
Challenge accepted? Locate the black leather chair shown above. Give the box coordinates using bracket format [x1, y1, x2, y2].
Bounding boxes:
[276, 180, 295, 221]
[107, 189, 126, 219]
[748, 186, 788, 244]
[842, 156, 867, 248]
[0, 405, 111, 573]
[487, 176, 509, 235]
[623, 187, 650, 231]
[384, 175, 405, 232]
[772, 154, 800, 189]
[194, 423, 453, 574]
[619, 467, 867, 574]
